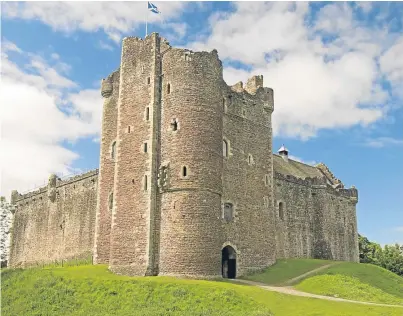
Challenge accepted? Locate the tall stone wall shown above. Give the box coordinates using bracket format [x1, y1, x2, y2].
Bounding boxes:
[9, 171, 98, 267]
[221, 78, 276, 276]
[107, 35, 162, 276]
[274, 172, 359, 262]
[93, 69, 120, 264]
[158, 47, 225, 278]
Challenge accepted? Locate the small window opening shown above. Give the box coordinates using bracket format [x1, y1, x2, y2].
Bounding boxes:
[167, 83, 171, 94]
[146, 107, 150, 121]
[111, 141, 116, 160]
[278, 202, 284, 220]
[223, 140, 228, 157]
[248, 154, 252, 165]
[182, 166, 187, 177]
[222, 98, 226, 112]
[108, 192, 113, 212]
[127, 126, 131, 133]
[242, 109, 246, 117]
[184, 53, 192, 61]
[224, 203, 234, 222]
[228, 95, 232, 106]
[265, 175, 269, 186]
[171, 119, 178, 131]
[144, 142, 148, 153]
[132, 179, 135, 184]
[144, 175, 148, 191]
[264, 196, 269, 208]
[147, 77, 151, 84]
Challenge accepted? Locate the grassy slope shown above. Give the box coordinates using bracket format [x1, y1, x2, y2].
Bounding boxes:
[2, 265, 401, 316]
[247, 259, 403, 306]
[298, 262, 403, 299]
[243, 258, 331, 285]
[295, 274, 403, 305]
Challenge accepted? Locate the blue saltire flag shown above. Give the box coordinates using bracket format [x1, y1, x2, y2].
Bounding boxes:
[148, 2, 160, 14]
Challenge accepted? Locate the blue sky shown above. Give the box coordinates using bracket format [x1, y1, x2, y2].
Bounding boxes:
[1, 1, 402, 246]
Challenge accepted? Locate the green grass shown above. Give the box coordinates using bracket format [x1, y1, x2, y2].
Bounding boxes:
[295, 262, 403, 300]
[2, 265, 401, 316]
[295, 274, 403, 305]
[243, 258, 331, 285]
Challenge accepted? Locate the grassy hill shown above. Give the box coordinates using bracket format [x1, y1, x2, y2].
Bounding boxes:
[243, 258, 331, 285]
[1, 264, 402, 316]
[244, 259, 403, 305]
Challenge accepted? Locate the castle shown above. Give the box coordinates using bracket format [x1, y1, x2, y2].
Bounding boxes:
[8, 33, 359, 278]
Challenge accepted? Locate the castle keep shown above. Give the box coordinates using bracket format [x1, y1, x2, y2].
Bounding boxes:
[8, 33, 359, 278]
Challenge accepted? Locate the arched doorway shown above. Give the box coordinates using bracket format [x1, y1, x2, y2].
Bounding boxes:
[222, 246, 236, 279]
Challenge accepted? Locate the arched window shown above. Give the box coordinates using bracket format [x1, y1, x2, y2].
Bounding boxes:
[108, 192, 113, 212]
[223, 140, 228, 157]
[278, 202, 284, 220]
[111, 141, 116, 160]
[167, 83, 171, 94]
[182, 166, 187, 177]
[224, 203, 234, 222]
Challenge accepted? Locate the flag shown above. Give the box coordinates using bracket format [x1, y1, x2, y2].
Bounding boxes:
[148, 2, 160, 14]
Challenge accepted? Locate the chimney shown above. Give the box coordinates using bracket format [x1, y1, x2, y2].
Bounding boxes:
[278, 144, 289, 162]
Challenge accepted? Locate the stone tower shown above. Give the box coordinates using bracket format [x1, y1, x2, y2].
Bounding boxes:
[94, 33, 276, 277]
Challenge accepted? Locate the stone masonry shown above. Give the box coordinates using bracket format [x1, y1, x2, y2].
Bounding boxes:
[8, 33, 359, 275]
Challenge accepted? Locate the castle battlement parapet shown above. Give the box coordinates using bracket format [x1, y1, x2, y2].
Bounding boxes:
[11, 169, 98, 205]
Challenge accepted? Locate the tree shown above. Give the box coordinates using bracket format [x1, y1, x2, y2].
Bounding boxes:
[377, 244, 403, 276]
[358, 234, 382, 264]
[0, 197, 15, 267]
[359, 233, 403, 277]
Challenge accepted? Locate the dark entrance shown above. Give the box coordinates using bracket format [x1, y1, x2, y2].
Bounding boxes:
[222, 245, 236, 279]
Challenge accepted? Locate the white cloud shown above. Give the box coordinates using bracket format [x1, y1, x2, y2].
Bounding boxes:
[1, 1, 189, 43]
[380, 37, 403, 98]
[364, 137, 403, 148]
[288, 155, 318, 167]
[99, 41, 114, 51]
[0, 40, 102, 200]
[189, 2, 400, 140]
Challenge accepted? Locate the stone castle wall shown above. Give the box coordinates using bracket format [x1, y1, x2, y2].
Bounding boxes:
[221, 79, 277, 275]
[158, 46, 225, 278]
[274, 172, 359, 262]
[8, 32, 359, 274]
[93, 69, 120, 265]
[9, 171, 98, 267]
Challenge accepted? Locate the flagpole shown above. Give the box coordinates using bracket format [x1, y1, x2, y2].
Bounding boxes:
[145, 5, 148, 37]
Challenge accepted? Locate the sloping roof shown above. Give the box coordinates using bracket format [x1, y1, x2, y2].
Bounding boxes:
[273, 154, 324, 180]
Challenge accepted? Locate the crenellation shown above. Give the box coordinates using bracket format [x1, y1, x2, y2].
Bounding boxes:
[9, 32, 359, 274]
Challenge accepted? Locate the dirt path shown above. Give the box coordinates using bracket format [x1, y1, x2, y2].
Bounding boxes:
[231, 279, 403, 308]
[281, 263, 336, 286]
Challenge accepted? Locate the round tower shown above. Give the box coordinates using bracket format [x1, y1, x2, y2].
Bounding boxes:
[158, 48, 224, 277]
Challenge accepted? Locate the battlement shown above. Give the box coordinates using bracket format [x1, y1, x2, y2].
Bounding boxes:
[274, 171, 358, 202]
[101, 69, 119, 98]
[11, 169, 99, 204]
[315, 163, 343, 187]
